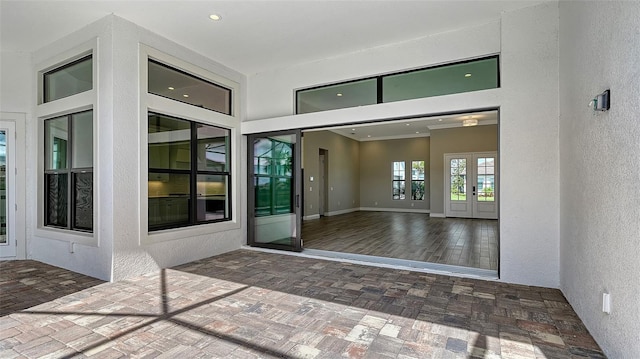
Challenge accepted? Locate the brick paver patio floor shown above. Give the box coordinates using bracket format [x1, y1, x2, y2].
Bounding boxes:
[0, 250, 605, 358]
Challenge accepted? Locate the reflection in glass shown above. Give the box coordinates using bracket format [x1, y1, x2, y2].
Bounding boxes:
[411, 160, 425, 200]
[72, 111, 93, 168]
[196, 175, 228, 221]
[148, 113, 191, 170]
[197, 124, 229, 171]
[46, 173, 68, 227]
[44, 55, 92, 103]
[45, 116, 69, 170]
[148, 60, 231, 115]
[148, 172, 190, 229]
[74, 172, 93, 230]
[254, 138, 293, 216]
[297, 78, 377, 114]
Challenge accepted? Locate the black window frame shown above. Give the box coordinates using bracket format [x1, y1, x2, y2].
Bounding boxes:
[44, 110, 94, 232]
[392, 161, 406, 200]
[295, 55, 500, 114]
[148, 112, 232, 232]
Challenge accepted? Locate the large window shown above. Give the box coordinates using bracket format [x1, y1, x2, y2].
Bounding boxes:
[392, 161, 405, 200]
[43, 55, 92, 103]
[411, 160, 425, 200]
[296, 56, 499, 114]
[148, 59, 232, 115]
[44, 111, 93, 231]
[148, 113, 231, 231]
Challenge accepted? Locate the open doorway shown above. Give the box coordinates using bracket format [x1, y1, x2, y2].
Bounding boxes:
[300, 110, 499, 272]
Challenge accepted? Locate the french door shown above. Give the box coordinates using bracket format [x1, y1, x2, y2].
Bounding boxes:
[445, 151, 498, 219]
[0, 121, 16, 257]
[247, 130, 302, 251]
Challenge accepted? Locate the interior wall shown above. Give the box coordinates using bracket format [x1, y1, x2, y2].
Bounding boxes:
[359, 137, 430, 211]
[558, 2, 640, 357]
[429, 125, 498, 215]
[303, 130, 359, 218]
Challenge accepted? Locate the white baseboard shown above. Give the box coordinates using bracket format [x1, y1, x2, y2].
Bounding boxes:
[326, 208, 359, 216]
[429, 212, 445, 218]
[303, 214, 321, 221]
[359, 207, 430, 214]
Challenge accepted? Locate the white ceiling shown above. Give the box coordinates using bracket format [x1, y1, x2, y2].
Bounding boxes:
[310, 110, 498, 141]
[1, 0, 545, 75]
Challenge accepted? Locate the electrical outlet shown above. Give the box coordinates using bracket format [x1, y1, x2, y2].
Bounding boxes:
[375, 201, 378, 206]
[602, 292, 611, 314]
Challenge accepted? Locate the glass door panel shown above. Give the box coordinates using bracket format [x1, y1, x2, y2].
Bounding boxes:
[248, 131, 302, 251]
[0, 121, 16, 257]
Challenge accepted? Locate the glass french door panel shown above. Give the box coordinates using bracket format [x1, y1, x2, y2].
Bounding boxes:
[476, 157, 495, 202]
[248, 131, 301, 251]
[450, 158, 467, 201]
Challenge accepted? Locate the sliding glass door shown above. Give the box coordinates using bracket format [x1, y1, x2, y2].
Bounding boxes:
[247, 130, 302, 251]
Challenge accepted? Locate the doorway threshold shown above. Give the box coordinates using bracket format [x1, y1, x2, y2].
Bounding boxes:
[242, 246, 499, 281]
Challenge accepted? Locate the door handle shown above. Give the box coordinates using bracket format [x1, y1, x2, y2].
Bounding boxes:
[473, 186, 476, 196]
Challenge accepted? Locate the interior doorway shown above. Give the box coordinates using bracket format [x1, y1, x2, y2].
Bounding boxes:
[318, 149, 328, 216]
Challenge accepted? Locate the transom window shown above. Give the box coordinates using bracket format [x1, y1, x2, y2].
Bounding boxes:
[43, 55, 93, 103]
[148, 59, 232, 115]
[297, 56, 499, 114]
[148, 113, 231, 231]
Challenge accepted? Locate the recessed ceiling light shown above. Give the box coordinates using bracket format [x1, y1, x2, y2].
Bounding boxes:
[465, 73, 472, 77]
[351, 128, 356, 131]
[209, 14, 221, 21]
[337, 93, 343, 97]
[183, 94, 190, 98]
[406, 123, 410, 126]
[168, 86, 175, 90]
[438, 118, 443, 122]
[367, 135, 371, 138]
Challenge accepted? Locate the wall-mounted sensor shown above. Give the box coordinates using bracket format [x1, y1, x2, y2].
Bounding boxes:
[590, 89, 610, 111]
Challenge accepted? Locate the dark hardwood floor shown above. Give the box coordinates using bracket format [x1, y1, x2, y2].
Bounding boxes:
[302, 211, 498, 270]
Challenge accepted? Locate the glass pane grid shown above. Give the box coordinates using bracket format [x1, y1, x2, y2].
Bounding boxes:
[477, 157, 495, 202]
[450, 158, 467, 201]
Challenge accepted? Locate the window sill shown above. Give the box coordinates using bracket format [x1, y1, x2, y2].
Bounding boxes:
[34, 226, 97, 247]
[144, 219, 241, 244]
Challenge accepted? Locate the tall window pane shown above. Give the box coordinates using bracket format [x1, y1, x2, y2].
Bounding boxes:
[44, 55, 92, 103]
[44, 110, 93, 232]
[254, 138, 293, 216]
[392, 161, 405, 200]
[148, 112, 231, 231]
[411, 160, 425, 200]
[148, 60, 232, 115]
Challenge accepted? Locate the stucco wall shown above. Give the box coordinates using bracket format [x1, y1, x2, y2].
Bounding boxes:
[558, 2, 640, 357]
[245, 4, 560, 288]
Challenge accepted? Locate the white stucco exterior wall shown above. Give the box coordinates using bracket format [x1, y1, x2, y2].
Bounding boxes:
[499, 2, 560, 287]
[22, 15, 246, 281]
[1, 52, 31, 113]
[559, 2, 640, 358]
[246, 4, 561, 288]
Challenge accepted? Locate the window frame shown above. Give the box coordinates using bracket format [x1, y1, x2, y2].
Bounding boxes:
[141, 45, 241, 243]
[295, 55, 500, 114]
[147, 112, 232, 231]
[392, 161, 406, 200]
[410, 160, 426, 201]
[44, 110, 94, 232]
[42, 54, 93, 103]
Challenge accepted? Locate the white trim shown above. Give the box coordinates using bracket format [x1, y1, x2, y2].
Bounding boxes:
[34, 38, 98, 247]
[139, 44, 242, 245]
[303, 214, 320, 221]
[429, 212, 446, 218]
[360, 207, 430, 214]
[325, 207, 359, 216]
